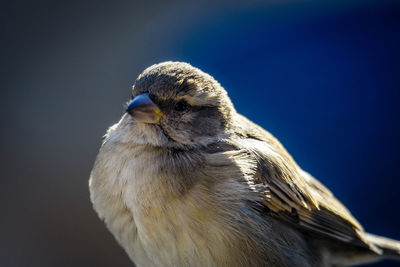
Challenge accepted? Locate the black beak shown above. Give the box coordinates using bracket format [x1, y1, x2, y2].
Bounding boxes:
[126, 93, 163, 124]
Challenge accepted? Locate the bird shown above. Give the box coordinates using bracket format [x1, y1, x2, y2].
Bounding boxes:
[89, 61, 400, 267]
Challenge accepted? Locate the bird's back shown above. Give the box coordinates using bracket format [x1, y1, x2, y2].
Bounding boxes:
[231, 113, 400, 266]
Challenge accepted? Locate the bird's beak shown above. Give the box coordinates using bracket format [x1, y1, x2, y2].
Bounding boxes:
[126, 93, 163, 124]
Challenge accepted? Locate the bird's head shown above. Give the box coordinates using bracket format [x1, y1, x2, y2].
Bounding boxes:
[110, 61, 236, 148]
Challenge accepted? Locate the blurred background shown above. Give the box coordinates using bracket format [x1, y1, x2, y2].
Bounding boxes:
[1, 0, 399, 266]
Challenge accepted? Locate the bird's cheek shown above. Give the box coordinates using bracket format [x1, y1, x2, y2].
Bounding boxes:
[159, 120, 189, 142]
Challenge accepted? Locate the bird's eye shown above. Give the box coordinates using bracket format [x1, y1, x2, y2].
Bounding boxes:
[174, 100, 190, 112]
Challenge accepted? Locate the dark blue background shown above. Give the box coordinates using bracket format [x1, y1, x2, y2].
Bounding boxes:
[1, 0, 399, 266]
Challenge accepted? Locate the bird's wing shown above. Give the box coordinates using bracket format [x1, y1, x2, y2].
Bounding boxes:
[233, 114, 379, 252]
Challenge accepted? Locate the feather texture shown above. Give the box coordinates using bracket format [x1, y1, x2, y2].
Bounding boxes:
[89, 61, 400, 267]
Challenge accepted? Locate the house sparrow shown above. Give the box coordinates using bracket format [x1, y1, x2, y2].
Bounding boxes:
[89, 61, 400, 267]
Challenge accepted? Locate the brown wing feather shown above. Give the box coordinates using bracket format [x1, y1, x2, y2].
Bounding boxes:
[233, 114, 380, 252]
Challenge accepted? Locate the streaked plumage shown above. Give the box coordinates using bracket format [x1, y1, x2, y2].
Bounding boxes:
[89, 61, 400, 266]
